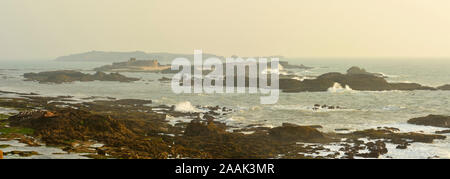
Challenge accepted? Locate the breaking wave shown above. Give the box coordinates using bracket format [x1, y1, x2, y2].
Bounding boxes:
[174, 101, 200, 113]
[327, 82, 354, 93]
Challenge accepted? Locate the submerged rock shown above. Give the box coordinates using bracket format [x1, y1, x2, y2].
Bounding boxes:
[408, 115, 450, 128]
[23, 70, 139, 84]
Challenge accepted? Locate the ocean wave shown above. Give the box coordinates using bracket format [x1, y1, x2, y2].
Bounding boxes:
[261, 64, 288, 75]
[327, 82, 354, 93]
[291, 76, 307, 81]
[173, 101, 201, 113]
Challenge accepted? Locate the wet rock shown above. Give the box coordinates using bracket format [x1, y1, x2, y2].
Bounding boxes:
[344, 129, 446, 144]
[113, 99, 152, 106]
[408, 115, 450, 128]
[377, 126, 400, 132]
[96, 148, 107, 155]
[19, 137, 41, 147]
[203, 114, 215, 121]
[306, 125, 323, 129]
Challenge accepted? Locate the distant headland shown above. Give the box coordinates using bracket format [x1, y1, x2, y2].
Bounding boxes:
[54, 51, 285, 64]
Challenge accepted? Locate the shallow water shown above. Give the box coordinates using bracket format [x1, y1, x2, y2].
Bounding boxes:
[0, 140, 89, 159]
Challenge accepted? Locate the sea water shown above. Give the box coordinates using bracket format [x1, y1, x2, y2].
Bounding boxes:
[0, 58, 449, 158]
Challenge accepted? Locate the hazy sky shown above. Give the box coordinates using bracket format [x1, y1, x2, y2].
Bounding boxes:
[1, 0, 450, 60]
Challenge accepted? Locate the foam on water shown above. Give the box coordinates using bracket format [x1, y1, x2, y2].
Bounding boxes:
[1, 59, 449, 158]
[327, 82, 354, 93]
[173, 101, 200, 113]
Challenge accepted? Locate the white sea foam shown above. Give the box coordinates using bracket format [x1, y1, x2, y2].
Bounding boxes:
[327, 82, 354, 93]
[377, 72, 399, 78]
[262, 63, 287, 75]
[0, 139, 89, 159]
[292, 77, 305, 81]
[173, 101, 200, 113]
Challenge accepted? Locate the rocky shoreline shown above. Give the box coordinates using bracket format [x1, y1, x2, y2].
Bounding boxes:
[0, 90, 447, 159]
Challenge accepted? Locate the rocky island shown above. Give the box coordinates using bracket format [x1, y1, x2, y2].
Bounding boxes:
[346, 66, 387, 78]
[94, 58, 171, 72]
[407, 115, 450, 128]
[437, 84, 450, 90]
[279, 67, 436, 92]
[23, 70, 140, 84]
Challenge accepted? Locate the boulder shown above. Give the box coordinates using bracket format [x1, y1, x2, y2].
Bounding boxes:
[268, 123, 325, 142]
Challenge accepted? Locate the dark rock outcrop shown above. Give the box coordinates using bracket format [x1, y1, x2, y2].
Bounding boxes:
[268, 123, 326, 142]
[23, 70, 139, 84]
[280, 68, 435, 92]
[407, 115, 450, 128]
[346, 66, 386, 78]
[2, 92, 448, 159]
[437, 84, 450, 90]
[279, 61, 313, 70]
